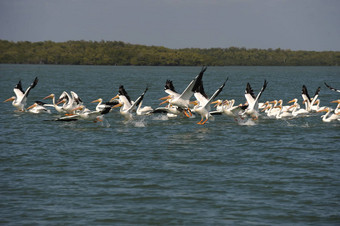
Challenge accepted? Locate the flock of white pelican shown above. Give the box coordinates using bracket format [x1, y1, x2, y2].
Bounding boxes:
[4, 67, 340, 124]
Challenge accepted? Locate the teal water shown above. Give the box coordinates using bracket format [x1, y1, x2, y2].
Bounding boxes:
[0, 64, 339, 225]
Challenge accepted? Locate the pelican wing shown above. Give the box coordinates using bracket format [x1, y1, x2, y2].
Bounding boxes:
[203, 78, 228, 108]
[179, 66, 207, 101]
[128, 87, 148, 112]
[13, 80, 25, 98]
[70, 91, 83, 105]
[24, 77, 38, 97]
[254, 80, 268, 104]
[324, 82, 340, 93]
[244, 83, 256, 106]
[310, 86, 321, 106]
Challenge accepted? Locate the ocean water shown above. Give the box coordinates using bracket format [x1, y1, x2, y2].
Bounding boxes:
[0, 64, 339, 225]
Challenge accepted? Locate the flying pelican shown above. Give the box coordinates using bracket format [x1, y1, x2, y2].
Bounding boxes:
[4, 77, 39, 111]
[324, 82, 340, 93]
[26, 101, 52, 114]
[242, 80, 268, 119]
[159, 66, 206, 117]
[192, 78, 227, 125]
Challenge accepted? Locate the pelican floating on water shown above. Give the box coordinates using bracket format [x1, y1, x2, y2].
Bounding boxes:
[27, 101, 52, 114]
[43, 93, 67, 113]
[4, 77, 39, 111]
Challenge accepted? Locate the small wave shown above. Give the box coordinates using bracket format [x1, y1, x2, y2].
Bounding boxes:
[236, 117, 257, 126]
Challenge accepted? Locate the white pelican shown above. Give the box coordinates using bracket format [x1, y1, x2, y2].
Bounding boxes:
[317, 107, 339, 122]
[152, 104, 186, 118]
[324, 82, 340, 93]
[43, 93, 67, 113]
[242, 80, 268, 119]
[57, 91, 83, 115]
[330, 100, 340, 114]
[311, 99, 327, 112]
[288, 103, 309, 117]
[135, 88, 154, 115]
[212, 99, 244, 119]
[4, 77, 39, 111]
[111, 86, 147, 119]
[192, 78, 227, 125]
[26, 101, 52, 114]
[273, 106, 292, 119]
[91, 98, 119, 112]
[69, 105, 112, 122]
[160, 66, 206, 117]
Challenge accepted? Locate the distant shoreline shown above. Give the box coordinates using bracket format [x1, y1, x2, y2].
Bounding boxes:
[1, 40, 339, 66]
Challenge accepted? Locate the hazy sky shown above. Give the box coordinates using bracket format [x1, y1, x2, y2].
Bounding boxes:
[1, 0, 339, 51]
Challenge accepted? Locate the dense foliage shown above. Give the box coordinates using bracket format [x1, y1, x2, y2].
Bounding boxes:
[0, 40, 339, 66]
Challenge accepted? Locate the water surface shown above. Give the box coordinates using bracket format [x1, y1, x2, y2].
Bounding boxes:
[0, 65, 339, 225]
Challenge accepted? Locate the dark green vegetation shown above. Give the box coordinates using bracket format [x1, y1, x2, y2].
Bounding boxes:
[1, 40, 339, 66]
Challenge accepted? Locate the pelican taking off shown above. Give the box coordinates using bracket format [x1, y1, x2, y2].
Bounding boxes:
[160, 66, 207, 117]
[193, 78, 228, 124]
[242, 80, 268, 119]
[4, 77, 39, 111]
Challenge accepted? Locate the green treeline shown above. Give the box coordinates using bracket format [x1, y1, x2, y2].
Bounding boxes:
[0, 40, 339, 66]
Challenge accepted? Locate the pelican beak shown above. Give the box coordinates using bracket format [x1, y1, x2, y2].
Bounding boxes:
[159, 95, 171, 100]
[269, 100, 276, 104]
[302, 100, 306, 104]
[330, 100, 340, 103]
[91, 99, 101, 103]
[112, 103, 123, 108]
[56, 99, 66, 105]
[288, 99, 295, 104]
[27, 103, 37, 110]
[110, 95, 119, 102]
[72, 106, 83, 111]
[190, 100, 198, 106]
[159, 99, 169, 106]
[43, 94, 54, 100]
[4, 97, 15, 102]
[317, 108, 328, 113]
[288, 104, 296, 110]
